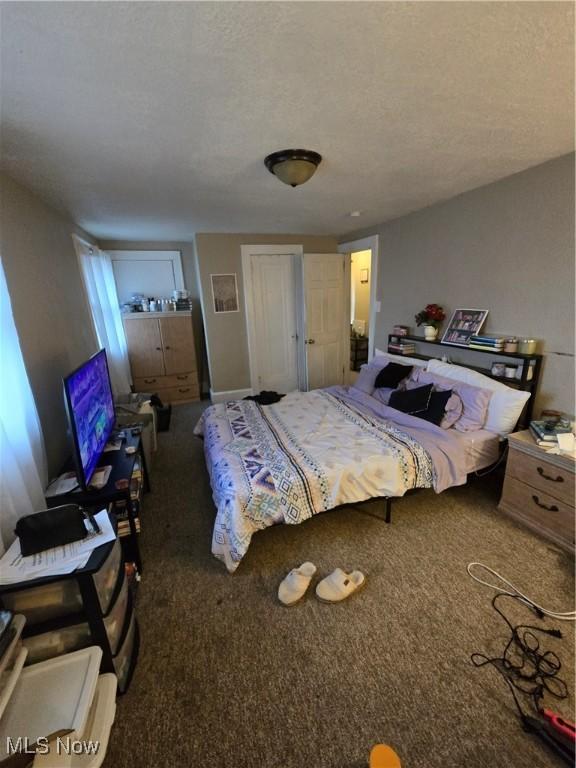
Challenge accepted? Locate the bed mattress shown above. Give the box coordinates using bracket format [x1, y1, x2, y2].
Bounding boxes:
[452, 428, 500, 473]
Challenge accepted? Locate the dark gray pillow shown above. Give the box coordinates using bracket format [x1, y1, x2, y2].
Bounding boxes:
[374, 362, 413, 389]
[389, 383, 433, 415]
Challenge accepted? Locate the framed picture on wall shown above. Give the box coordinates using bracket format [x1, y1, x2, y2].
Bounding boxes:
[211, 273, 239, 313]
[441, 308, 489, 347]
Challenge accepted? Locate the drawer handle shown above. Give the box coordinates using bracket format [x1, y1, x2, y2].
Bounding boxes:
[178, 388, 190, 393]
[144, 379, 157, 384]
[537, 466, 564, 483]
[165, 345, 171, 350]
[155, 347, 162, 351]
[532, 495, 559, 512]
[176, 375, 188, 380]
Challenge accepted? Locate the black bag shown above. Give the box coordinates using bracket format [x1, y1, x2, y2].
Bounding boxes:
[15, 505, 94, 556]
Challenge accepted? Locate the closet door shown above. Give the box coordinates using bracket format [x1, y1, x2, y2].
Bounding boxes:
[123, 318, 165, 378]
[159, 316, 197, 375]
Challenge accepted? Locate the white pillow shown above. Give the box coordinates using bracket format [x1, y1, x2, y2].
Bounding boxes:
[373, 350, 429, 370]
[427, 359, 530, 436]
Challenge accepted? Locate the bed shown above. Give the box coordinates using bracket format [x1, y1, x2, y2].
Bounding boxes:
[194, 351, 531, 571]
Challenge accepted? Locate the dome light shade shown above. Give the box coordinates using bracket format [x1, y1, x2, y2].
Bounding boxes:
[264, 149, 322, 187]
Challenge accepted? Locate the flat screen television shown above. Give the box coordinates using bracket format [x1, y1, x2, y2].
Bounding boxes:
[63, 349, 115, 490]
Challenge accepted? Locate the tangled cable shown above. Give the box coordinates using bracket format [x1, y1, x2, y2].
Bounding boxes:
[471, 592, 568, 718]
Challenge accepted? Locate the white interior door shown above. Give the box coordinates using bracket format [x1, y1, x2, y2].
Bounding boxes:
[304, 253, 348, 390]
[248, 253, 299, 393]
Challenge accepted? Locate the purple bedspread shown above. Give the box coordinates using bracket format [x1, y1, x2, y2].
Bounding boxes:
[326, 385, 468, 493]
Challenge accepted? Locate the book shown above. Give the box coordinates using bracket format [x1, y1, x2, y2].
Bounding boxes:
[530, 420, 572, 442]
[470, 334, 505, 343]
[529, 425, 556, 447]
[468, 344, 504, 352]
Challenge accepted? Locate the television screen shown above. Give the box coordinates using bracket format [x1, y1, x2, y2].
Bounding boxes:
[64, 349, 115, 489]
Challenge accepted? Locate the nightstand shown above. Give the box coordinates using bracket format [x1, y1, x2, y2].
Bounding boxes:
[498, 430, 575, 553]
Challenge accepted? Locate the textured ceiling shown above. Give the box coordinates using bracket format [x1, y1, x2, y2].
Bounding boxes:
[1, 2, 574, 239]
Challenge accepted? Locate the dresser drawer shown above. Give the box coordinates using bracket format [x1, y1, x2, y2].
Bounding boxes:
[160, 383, 200, 403]
[133, 372, 197, 391]
[507, 448, 575, 505]
[499, 475, 575, 549]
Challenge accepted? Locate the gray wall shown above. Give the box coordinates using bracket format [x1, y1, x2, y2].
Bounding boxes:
[98, 240, 207, 392]
[195, 234, 338, 393]
[1, 172, 99, 475]
[344, 153, 575, 415]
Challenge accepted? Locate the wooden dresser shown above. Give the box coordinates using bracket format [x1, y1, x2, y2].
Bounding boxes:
[499, 430, 575, 554]
[123, 311, 199, 404]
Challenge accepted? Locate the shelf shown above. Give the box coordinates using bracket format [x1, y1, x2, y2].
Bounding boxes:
[393, 334, 541, 360]
[400, 352, 530, 386]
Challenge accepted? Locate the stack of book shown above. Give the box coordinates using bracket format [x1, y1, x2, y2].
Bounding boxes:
[388, 337, 416, 355]
[529, 419, 573, 446]
[468, 334, 505, 352]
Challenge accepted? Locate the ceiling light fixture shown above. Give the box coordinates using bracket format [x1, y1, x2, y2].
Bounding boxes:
[350, 210, 362, 217]
[264, 149, 322, 187]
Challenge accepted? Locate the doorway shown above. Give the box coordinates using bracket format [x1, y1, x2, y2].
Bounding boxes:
[350, 249, 371, 375]
[338, 235, 380, 381]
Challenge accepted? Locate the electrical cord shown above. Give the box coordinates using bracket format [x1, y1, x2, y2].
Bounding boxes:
[471, 593, 567, 714]
[468, 564, 575, 763]
[467, 562, 576, 621]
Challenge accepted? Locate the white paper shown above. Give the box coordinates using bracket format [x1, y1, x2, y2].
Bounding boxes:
[557, 432, 576, 456]
[45, 472, 79, 497]
[0, 510, 116, 585]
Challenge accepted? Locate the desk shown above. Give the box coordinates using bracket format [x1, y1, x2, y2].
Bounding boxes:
[46, 430, 148, 574]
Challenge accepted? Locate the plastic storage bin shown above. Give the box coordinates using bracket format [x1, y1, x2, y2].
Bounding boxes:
[22, 570, 129, 664]
[33, 673, 117, 768]
[23, 622, 92, 665]
[0, 647, 103, 764]
[103, 572, 129, 655]
[113, 612, 137, 690]
[2, 538, 122, 623]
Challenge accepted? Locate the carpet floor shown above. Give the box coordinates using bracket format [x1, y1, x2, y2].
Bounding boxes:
[104, 402, 574, 768]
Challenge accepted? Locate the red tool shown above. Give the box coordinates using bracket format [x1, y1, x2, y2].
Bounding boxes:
[541, 709, 576, 744]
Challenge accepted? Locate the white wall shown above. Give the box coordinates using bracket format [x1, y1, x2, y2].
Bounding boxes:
[1, 172, 99, 474]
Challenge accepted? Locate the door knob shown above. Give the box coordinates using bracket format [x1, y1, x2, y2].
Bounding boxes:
[305, 339, 315, 345]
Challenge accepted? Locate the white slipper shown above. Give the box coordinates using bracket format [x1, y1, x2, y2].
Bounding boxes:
[315, 568, 366, 603]
[278, 562, 317, 606]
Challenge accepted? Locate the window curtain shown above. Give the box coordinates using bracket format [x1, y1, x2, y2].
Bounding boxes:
[0, 259, 48, 555]
[73, 236, 132, 394]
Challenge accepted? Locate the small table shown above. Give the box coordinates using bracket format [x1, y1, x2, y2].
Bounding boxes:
[498, 430, 575, 553]
[46, 429, 148, 574]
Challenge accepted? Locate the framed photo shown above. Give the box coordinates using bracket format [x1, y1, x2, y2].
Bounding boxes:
[360, 268, 369, 284]
[211, 273, 239, 313]
[441, 308, 489, 346]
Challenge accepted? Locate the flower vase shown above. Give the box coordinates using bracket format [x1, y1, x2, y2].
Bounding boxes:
[424, 325, 438, 341]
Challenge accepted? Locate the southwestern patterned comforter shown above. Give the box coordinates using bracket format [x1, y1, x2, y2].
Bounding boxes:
[194, 386, 468, 571]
